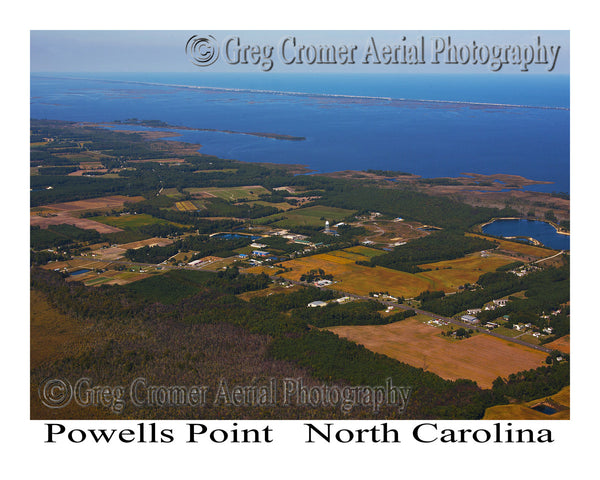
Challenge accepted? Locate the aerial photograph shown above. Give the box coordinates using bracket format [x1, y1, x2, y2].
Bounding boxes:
[30, 30, 570, 421]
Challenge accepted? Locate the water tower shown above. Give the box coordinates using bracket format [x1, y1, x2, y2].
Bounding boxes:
[324, 220, 330, 233]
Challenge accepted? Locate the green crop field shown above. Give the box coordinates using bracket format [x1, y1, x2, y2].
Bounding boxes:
[93, 213, 177, 229]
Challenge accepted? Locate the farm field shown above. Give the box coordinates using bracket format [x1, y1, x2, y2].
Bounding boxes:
[327, 315, 548, 388]
[40, 195, 145, 213]
[83, 270, 153, 286]
[175, 200, 198, 212]
[483, 386, 570, 420]
[30, 211, 123, 233]
[93, 213, 185, 229]
[253, 205, 356, 228]
[42, 257, 112, 273]
[468, 233, 558, 258]
[245, 200, 297, 211]
[244, 264, 280, 276]
[88, 237, 175, 260]
[30, 195, 147, 233]
[185, 185, 270, 201]
[546, 335, 570, 354]
[160, 188, 186, 198]
[415, 252, 519, 291]
[344, 245, 386, 258]
[275, 250, 433, 298]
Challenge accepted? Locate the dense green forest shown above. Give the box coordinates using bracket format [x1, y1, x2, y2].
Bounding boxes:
[291, 300, 416, 327]
[31, 224, 103, 250]
[315, 185, 518, 230]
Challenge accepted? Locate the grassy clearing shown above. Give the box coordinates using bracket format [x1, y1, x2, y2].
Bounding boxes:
[494, 326, 521, 337]
[344, 245, 385, 258]
[185, 185, 270, 201]
[253, 205, 355, 228]
[246, 200, 297, 211]
[93, 213, 181, 229]
[161, 188, 186, 199]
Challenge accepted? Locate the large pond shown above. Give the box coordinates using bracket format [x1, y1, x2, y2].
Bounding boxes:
[482, 219, 570, 251]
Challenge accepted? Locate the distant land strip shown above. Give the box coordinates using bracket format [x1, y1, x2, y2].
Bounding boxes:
[34, 75, 570, 111]
[99, 120, 306, 141]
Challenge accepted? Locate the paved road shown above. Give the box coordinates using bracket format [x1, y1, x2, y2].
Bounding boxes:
[533, 250, 565, 264]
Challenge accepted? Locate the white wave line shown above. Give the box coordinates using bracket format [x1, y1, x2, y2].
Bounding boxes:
[33, 75, 570, 111]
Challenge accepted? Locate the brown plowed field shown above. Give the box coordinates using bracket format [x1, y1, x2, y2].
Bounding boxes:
[328, 316, 547, 388]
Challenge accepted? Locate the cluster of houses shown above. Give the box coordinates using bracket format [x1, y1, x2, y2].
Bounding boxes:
[370, 292, 398, 302]
[458, 297, 560, 338]
[427, 318, 450, 328]
[459, 299, 511, 325]
[508, 264, 541, 277]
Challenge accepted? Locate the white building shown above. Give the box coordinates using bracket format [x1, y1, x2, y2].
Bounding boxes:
[308, 301, 328, 308]
[460, 315, 479, 324]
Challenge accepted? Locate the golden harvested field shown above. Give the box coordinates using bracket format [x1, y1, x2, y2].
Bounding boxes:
[245, 264, 281, 276]
[545, 335, 570, 354]
[468, 233, 558, 258]
[416, 252, 519, 291]
[277, 253, 432, 298]
[484, 386, 570, 420]
[327, 316, 547, 388]
[175, 200, 198, 212]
